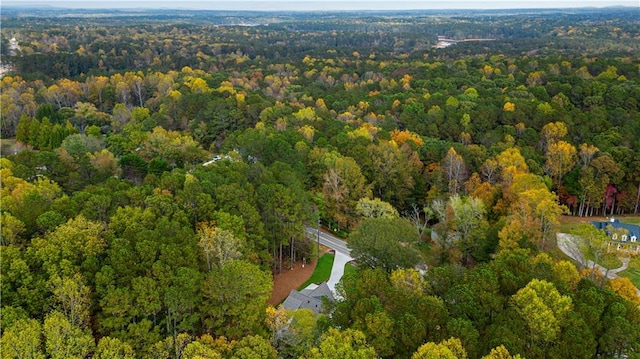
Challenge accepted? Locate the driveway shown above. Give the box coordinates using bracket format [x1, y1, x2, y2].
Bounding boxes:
[305, 226, 354, 295]
[557, 233, 639, 297]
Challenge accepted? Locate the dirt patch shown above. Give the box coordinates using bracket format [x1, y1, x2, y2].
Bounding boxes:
[268, 259, 317, 306]
[268, 247, 331, 306]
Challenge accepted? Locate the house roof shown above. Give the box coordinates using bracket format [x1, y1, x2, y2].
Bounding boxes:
[592, 219, 640, 238]
[281, 282, 335, 314]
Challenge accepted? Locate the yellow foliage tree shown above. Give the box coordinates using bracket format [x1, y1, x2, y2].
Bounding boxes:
[544, 140, 577, 183]
[412, 337, 467, 359]
[390, 129, 425, 147]
[503, 102, 515, 112]
[482, 345, 523, 359]
[541, 121, 568, 146]
[297, 125, 315, 143]
[606, 277, 640, 306]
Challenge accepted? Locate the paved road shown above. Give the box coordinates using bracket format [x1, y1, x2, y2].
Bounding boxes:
[557, 233, 630, 279]
[305, 226, 351, 255]
[304, 226, 353, 296]
[557, 233, 639, 297]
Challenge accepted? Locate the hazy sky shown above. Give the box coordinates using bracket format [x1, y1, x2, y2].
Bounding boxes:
[3, 0, 639, 11]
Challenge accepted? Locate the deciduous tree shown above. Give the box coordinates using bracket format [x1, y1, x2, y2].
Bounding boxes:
[511, 279, 572, 349]
[197, 222, 244, 270]
[442, 147, 467, 194]
[303, 328, 376, 359]
[349, 217, 421, 272]
[0, 318, 45, 359]
[201, 260, 272, 339]
[43, 311, 95, 359]
[355, 197, 399, 219]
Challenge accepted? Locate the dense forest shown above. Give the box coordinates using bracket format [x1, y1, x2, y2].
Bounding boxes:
[1, 6, 640, 359]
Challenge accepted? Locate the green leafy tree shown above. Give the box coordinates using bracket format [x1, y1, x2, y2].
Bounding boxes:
[43, 311, 95, 359]
[48, 273, 92, 328]
[94, 337, 136, 359]
[36, 210, 66, 234]
[567, 223, 610, 279]
[511, 279, 572, 355]
[201, 260, 272, 339]
[150, 333, 192, 359]
[0, 318, 45, 359]
[163, 267, 202, 339]
[60, 133, 104, 160]
[1, 247, 48, 317]
[482, 345, 523, 359]
[232, 335, 278, 359]
[182, 335, 223, 359]
[411, 338, 467, 359]
[366, 140, 416, 206]
[29, 215, 106, 278]
[271, 308, 318, 358]
[16, 114, 33, 144]
[1, 212, 26, 245]
[448, 194, 488, 265]
[197, 222, 244, 270]
[303, 328, 376, 359]
[322, 154, 372, 230]
[349, 217, 421, 272]
[355, 197, 399, 219]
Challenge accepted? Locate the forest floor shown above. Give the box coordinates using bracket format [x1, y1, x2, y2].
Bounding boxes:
[268, 246, 331, 306]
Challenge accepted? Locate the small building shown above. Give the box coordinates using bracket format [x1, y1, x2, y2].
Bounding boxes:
[281, 282, 334, 314]
[592, 218, 640, 240]
[592, 217, 640, 253]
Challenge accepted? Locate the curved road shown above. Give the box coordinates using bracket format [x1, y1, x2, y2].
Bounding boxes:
[557, 233, 639, 297]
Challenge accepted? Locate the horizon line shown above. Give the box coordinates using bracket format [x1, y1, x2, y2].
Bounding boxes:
[2, 1, 638, 12]
[1, 6, 637, 11]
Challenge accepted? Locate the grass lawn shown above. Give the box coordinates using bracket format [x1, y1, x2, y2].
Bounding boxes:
[556, 215, 600, 234]
[586, 253, 623, 270]
[556, 215, 640, 233]
[622, 217, 640, 225]
[620, 256, 640, 289]
[555, 215, 640, 265]
[344, 262, 357, 278]
[298, 253, 335, 290]
[556, 221, 579, 234]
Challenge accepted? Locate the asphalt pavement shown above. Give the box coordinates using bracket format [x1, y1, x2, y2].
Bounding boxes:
[305, 226, 351, 255]
[305, 226, 354, 295]
[557, 233, 639, 297]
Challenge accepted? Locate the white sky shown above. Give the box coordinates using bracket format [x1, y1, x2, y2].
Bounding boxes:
[2, 0, 639, 10]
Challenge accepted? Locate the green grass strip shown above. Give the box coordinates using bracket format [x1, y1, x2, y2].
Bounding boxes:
[298, 253, 335, 290]
[620, 256, 640, 289]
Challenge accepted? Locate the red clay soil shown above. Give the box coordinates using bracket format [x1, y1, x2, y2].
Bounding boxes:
[268, 259, 318, 306]
[268, 247, 332, 306]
